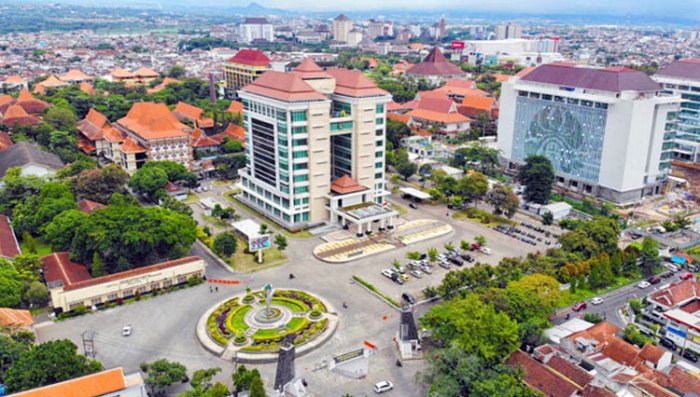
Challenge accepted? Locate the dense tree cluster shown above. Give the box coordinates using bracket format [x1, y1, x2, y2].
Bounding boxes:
[518, 155, 555, 204]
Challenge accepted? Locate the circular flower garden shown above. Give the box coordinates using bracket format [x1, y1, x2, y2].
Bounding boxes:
[206, 289, 332, 353]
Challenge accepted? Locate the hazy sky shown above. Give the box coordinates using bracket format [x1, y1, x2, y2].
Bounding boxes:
[250, 0, 698, 15]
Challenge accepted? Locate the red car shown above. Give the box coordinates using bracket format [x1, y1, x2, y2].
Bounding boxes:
[572, 301, 587, 312]
[681, 272, 694, 280]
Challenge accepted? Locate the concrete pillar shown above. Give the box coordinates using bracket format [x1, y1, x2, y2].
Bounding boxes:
[357, 223, 363, 238]
[387, 217, 394, 230]
[366, 222, 372, 235]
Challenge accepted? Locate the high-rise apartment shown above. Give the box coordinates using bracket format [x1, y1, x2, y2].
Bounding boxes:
[654, 59, 700, 163]
[496, 23, 523, 40]
[333, 14, 352, 43]
[498, 63, 681, 204]
[237, 59, 394, 230]
[239, 17, 274, 43]
[223, 49, 271, 98]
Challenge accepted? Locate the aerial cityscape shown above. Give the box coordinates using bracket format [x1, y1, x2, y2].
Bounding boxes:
[0, 0, 700, 396]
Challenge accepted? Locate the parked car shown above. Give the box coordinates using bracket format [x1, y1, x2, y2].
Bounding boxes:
[480, 247, 492, 255]
[409, 203, 418, 209]
[390, 273, 404, 285]
[421, 265, 433, 274]
[402, 293, 417, 305]
[660, 337, 676, 350]
[438, 260, 450, 269]
[648, 276, 661, 285]
[470, 243, 480, 251]
[448, 256, 464, 266]
[381, 269, 395, 279]
[590, 297, 604, 305]
[682, 350, 699, 363]
[374, 381, 394, 394]
[460, 254, 474, 262]
[419, 253, 427, 260]
[572, 301, 588, 312]
[122, 325, 132, 337]
[681, 272, 694, 280]
[437, 254, 447, 261]
[395, 266, 406, 274]
[664, 263, 679, 273]
[410, 269, 423, 278]
[637, 281, 651, 289]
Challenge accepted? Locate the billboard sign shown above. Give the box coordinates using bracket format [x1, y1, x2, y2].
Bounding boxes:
[249, 234, 271, 251]
[451, 41, 465, 49]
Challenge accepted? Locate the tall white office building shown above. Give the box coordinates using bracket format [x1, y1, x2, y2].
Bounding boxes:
[496, 23, 523, 40]
[654, 59, 700, 164]
[239, 17, 275, 43]
[498, 63, 681, 204]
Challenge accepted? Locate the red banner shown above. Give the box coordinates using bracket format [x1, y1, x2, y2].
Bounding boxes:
[208, 279, 240, 285]
[451, 41, 465, 49]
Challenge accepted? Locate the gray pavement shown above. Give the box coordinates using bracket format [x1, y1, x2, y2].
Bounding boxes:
[35, 183, 543, 397]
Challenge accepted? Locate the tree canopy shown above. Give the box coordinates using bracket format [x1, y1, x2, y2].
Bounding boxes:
[518, 155, 555, 204]
[140, 359, 188, 396]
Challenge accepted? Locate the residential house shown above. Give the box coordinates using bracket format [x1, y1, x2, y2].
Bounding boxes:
[405, 97, 471, 136]
[173, 102, 214, 130]
[0, 308, 33, 334]
[0, 214, 21, 261]
[0, 142, 64, 179]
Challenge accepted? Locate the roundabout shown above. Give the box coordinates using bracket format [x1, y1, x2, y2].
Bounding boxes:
[197, 287, 338, 363]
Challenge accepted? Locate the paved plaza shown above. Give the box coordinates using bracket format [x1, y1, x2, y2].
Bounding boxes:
[35, 185, 543, 396]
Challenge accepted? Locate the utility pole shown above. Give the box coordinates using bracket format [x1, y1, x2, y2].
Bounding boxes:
[81, 330, 96, 359]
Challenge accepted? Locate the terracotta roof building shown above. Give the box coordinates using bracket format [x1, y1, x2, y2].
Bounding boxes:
[114, 102, 192, 173]
[238, 59, 397, 232]
[0, 88, 50, 116]
[77, 108, 116, 155]
[0, 104, 40, 127]
[0, 131, 13, 151]
[59, 69, 94, 84]
[33, 75, 68, 93]
[498, 62, 681, 204]
[223, 49, 271, 96]
[10, 367, 146, 397]
[173, 102, 214, 129]
[0, 214, 21, 260]
[0, 308, 33, 331]
[406, 97, 471, 135]
[506, 350, 582, 397]
[41, 253, 206, 313]
[406, 47, 466, 84]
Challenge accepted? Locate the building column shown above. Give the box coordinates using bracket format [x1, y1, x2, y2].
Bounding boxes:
[387, 216, 394, 230]
[357, 223, 364, 238]
[378, 219, 386, 232]
[366, 222, 373, 235]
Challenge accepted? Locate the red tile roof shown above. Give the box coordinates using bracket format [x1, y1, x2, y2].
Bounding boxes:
[387, 113, 410, 124]
[407, 47, 465, 77]
[15, 88, 50, 115]
[658, 366, 700, 395]
[330, 175, 368, 195]
[213, 123, 246, 144]
[521, 63, 661, 93]
[293, 58, 331, 80]
[656, 59, 700, 80]
[11, 368, 127, 397]
[173, 102, 214, 128]
[117, 102, 190, 140]
[79, 82, 94, 95]
[147, 77, 180, 94]
[1, 104, 40, 127]
[228, 49, 271, 67]
[649, 279, 700, 308]
[506, 350, 582, 397]
[242, 71, 327, 102]
[0, 308, 32, 328]
[120, 138, 147, 153]
[77, 108, 109, 141]
[59, 69, 93, 82]
[42, 253, 93, 288]
[42, 253, 202, 291]
[581, 384, 616, 397]
[3, 75, 25, 84]
[191, 129, 220, 148]
[406, 108, 470, 124]
[133, 67, 159, 78]
[638, 344, 667, 366]
[0, 214, 21, 259]
[111, 68, 134, 79]
[37, 75, 68, 88]
[0, 131, 13, 151]
[227, 101, 244, 114]
[326, 68, 389, 97]
[77, 199, 106, 214]
[545, 355, 594, 388]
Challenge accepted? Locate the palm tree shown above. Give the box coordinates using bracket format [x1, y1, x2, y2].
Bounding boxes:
[460, 240, 471, 252]
[444, 242, 455, 252]
[428, 247, 438, 263]
[406, 251, 421, 261]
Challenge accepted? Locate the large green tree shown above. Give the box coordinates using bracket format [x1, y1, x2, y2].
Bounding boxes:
[487, 183, 519, 218]
[0, 335, 29, 382]
[129, 166, 169, 199]
[140, 359, 188, 396]
[453, 142, 500, 175]
[75, 164, 129, 203]
[11, 181, 77, 236]
[4, 340, 103, 393]
[421, 294, 519, 364]
[457, 172, 489, 206]
[0, 260, 25, 308]
[518, 155, 555, 204]
[640, 237, 660, 276]
[213, 233, 238, 257]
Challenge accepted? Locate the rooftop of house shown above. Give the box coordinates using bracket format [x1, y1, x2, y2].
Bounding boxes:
[406, 47, 465, 77]
[0, 142, 63, 178]
[649, 278, 700, 308]
[506, 350, 583, 397]
[59, 69, 93, 81]
[77, 199, 106, 214]
[655, 59, 700, 81]
[519, 63, 662, 93]
[41, 253, 202, 292]
[10, 368, 129, 397]
[326, 68, 389, 97]
[0, 131, 13, 151]
[116, 102, 190, 140]
[241, 70, 327, 102]
[292, 58, 331, 80]
[0, 214, 21, 260]
[0, 307, 33, 328]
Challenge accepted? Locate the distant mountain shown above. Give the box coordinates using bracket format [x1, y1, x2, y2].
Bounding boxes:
[230, 2, 296, 16]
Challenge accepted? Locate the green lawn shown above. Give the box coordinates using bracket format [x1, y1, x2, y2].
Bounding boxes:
[223, 191, 313, 239]
[20, 239, 52, 256]
[230, 238, 288, 272]
[271, 297, 309, 313]
[558, 275, 644, 308]
[183, 193, 200, 204]
[228, 305, 252, 333]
